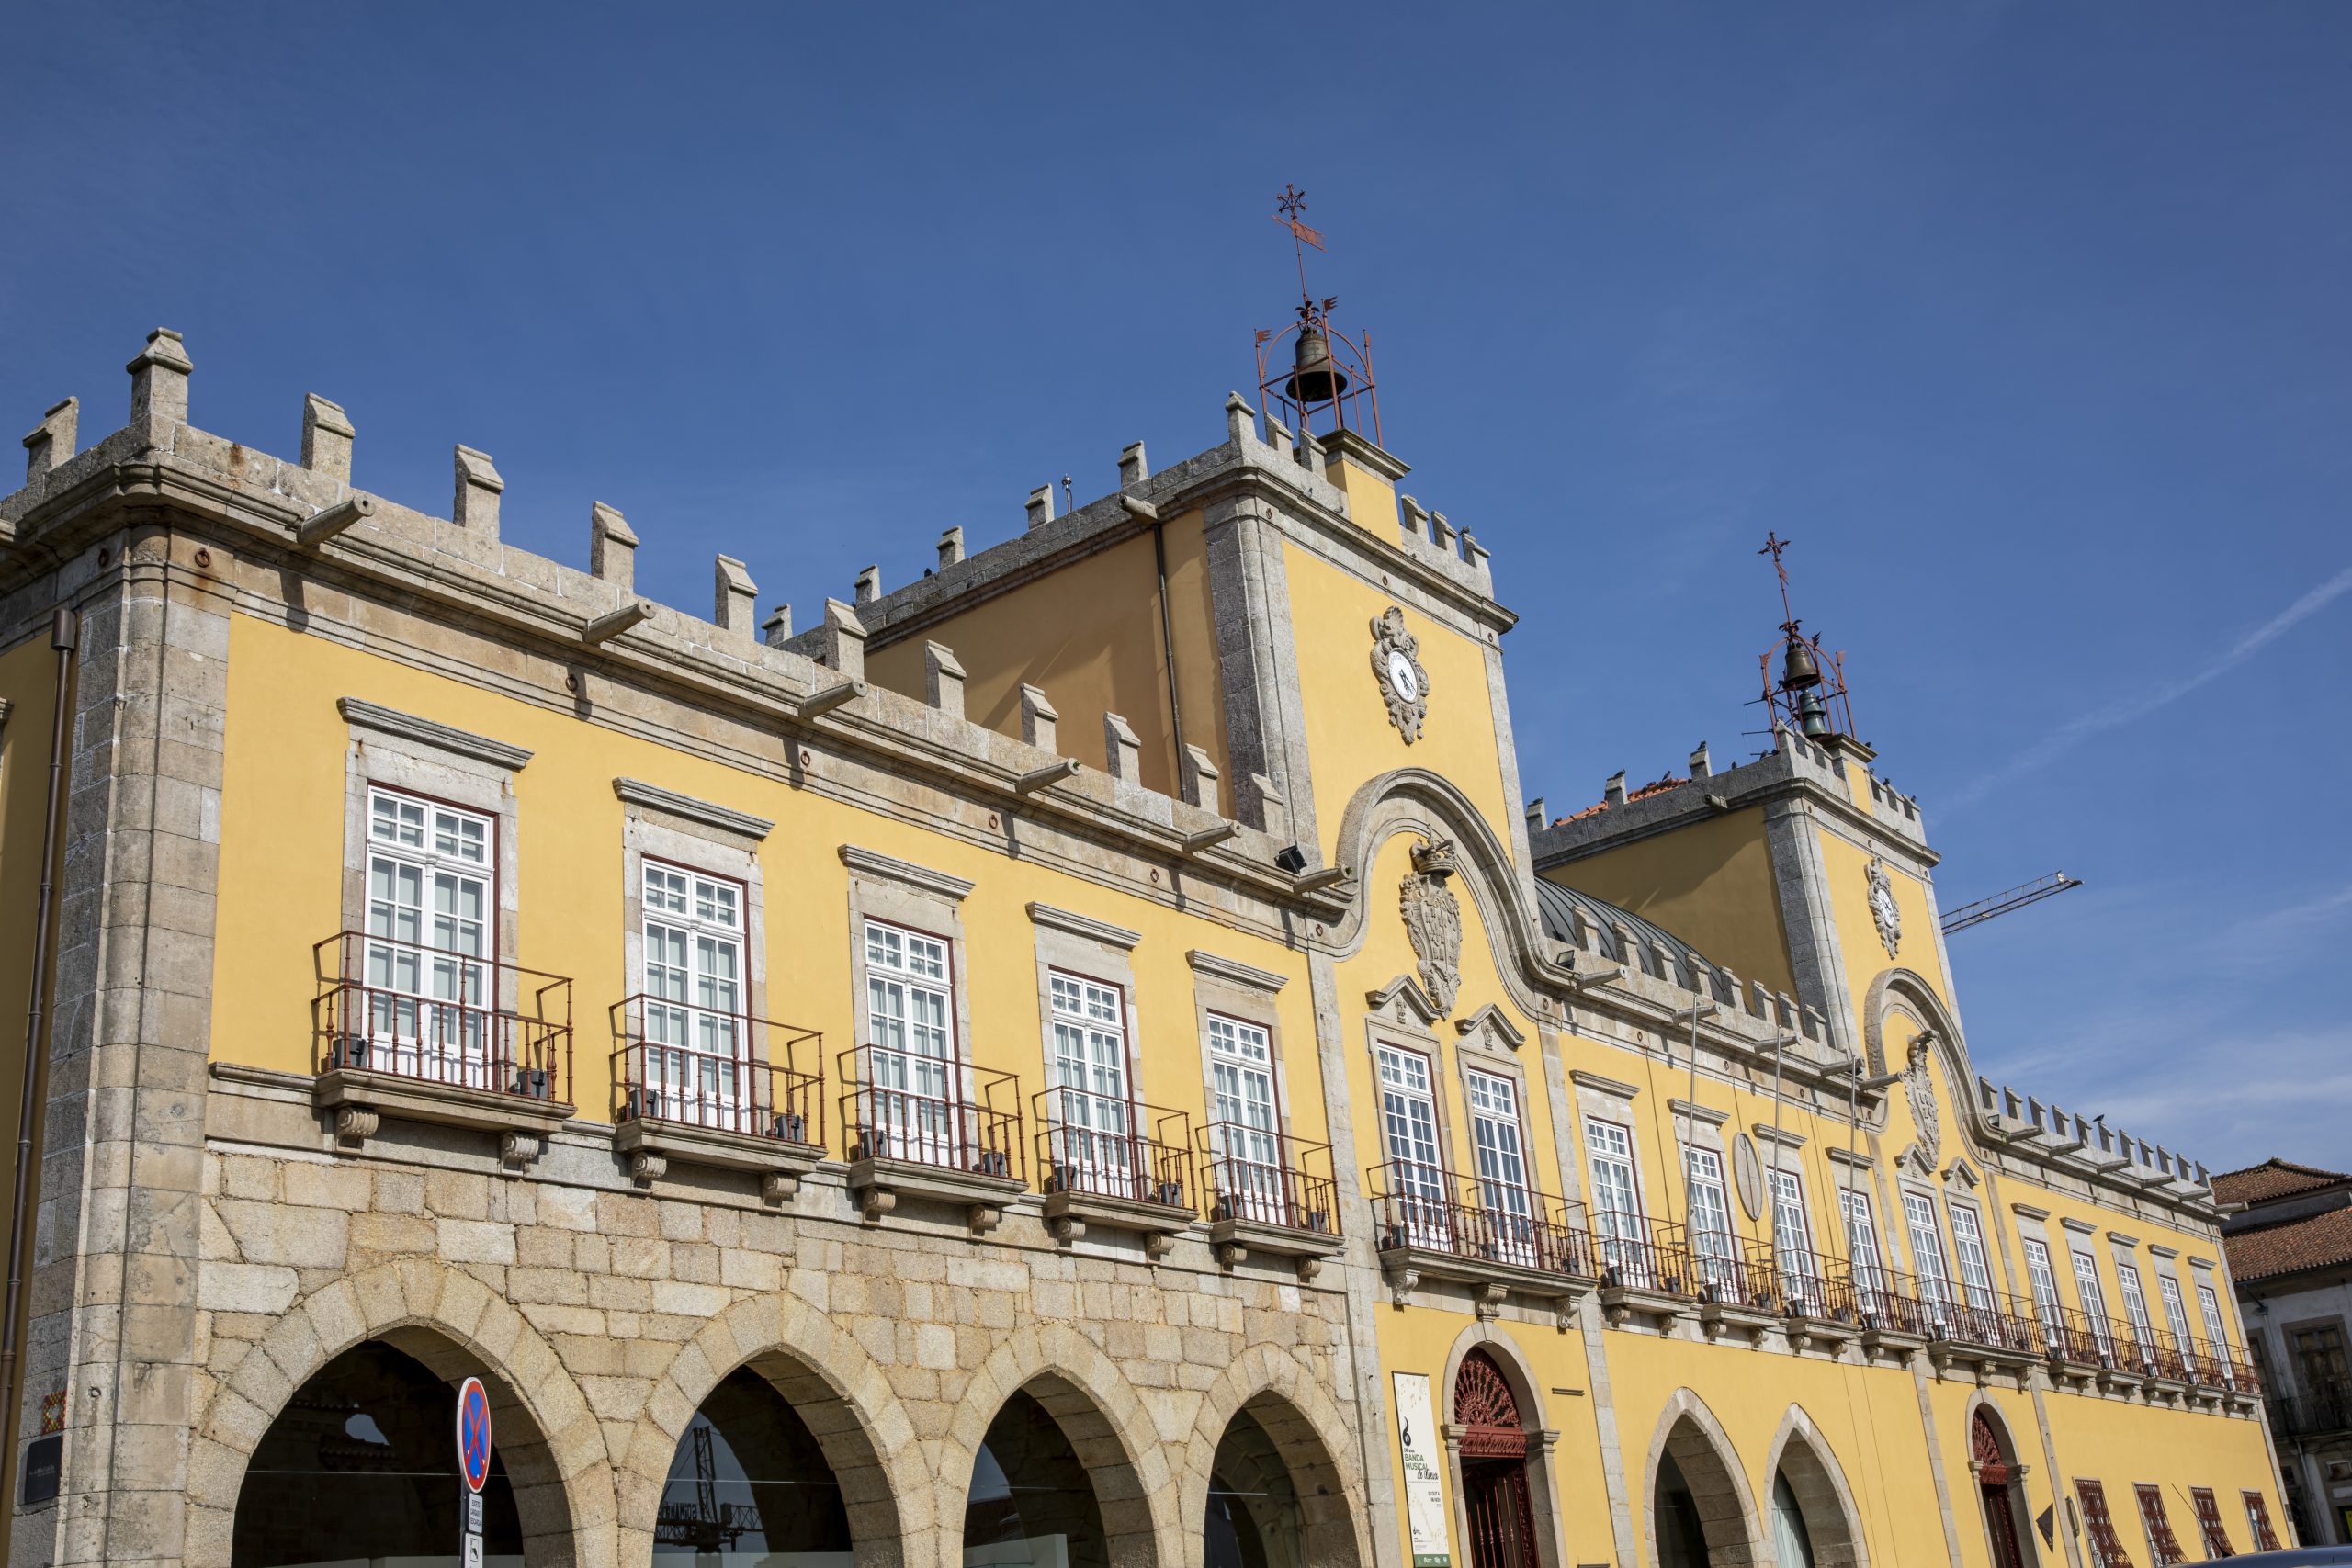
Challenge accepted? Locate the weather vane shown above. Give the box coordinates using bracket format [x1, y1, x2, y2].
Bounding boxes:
[1272, 185, 1330, 320]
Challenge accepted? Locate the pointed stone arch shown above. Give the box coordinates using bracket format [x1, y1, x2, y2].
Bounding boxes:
[1179, 1344, 1370, 1568]
[945, 1323, 1175, 1568]
[1639, 1389, 1763, 1568]
[616, 1290, 926, 1568]
[1761, 1405, 1870, 1568]
[184, 1258, 612, 1568]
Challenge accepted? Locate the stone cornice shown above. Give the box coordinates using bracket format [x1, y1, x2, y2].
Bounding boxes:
[613, 777, 773, 840]
[1186, 950, 1288, 993]
[1026, 902, 1142, 952]
[838, 845, 976, 903]
[1668, 1098, 1729, 1128]
[1569, 1069, 1640, 1100]
[337, 697, 532, 771]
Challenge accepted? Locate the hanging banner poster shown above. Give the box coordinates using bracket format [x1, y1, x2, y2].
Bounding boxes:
[1392, 1371, 1451, 1568]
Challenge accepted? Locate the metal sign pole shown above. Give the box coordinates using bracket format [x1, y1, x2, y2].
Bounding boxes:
[457, 1374, 492, 1567]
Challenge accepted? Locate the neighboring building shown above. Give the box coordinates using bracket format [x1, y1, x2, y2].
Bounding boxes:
[2216, 1158, 2352, 1546]
[0, 312, 2286, 1568]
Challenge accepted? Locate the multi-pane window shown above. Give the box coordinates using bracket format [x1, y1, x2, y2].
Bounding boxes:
[1204, 1016, 1283, 1224]
[2188, 1488, 2233, 1560]
[2118, 1263, 2159, 1368]
[2134, 1483, 2187, 1567]
[1046, 973, 1133, 1185]
[1684, 1146, 1738, 1296]
[863, 920, 956, 1162]
[2197, 1281, 2236, 1386]
[363, 788, 493, 1085]
[2075, 1251, 2119, 1361]
[639, 862, 744, 1122]
[1841, 1189, 1889, 1314]
[1464, 1070, 1535, 1259]
[1586, 1120, 1648, 1283]
[2243, 1492, 2280, 1552]
[2076, 1480, 2135, 1568]
[1377, 1047, 1448, 1245]
[1770, 1168, 1821, 1310]
[2290, 1322, 2350, 1394]
[1947, 1202, 1996, 1312]
[2157, 1273, 2196, 1366]
[2022, 1237, 2066, 1346]
[1904, 1192, 1955, 1324]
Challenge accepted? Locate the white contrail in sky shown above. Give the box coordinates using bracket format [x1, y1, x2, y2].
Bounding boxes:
[1947, 563, 2352, 808]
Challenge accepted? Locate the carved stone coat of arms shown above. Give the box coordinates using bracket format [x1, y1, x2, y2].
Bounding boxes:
[1400, 840, 1463, 1015]
[1904, 1033, 1941, 1163]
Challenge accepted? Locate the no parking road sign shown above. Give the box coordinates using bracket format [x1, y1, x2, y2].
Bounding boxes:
[456, 1376, 492, 1494]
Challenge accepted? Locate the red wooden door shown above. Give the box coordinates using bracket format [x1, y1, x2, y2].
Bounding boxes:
[1463, 1459, 1539, 1568]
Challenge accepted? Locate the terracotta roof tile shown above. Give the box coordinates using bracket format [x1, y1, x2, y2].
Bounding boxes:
[1554, 776, 1688, 826]
[2224, 1205, 2352, 1283]
[2210, 1158, 2352, 1207]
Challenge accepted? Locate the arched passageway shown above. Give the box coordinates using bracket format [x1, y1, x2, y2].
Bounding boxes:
[653, 1364, 854, 1566]
[965, 1389, 1114, 1568]
[1205, 1407, 1300, 1568]
[232, 1340, 527, 1568]
[1649, 1411, 1758, 1568]
[1767, 1419, 1866, 1568]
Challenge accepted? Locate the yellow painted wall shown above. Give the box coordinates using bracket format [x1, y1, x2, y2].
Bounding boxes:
[1281, 545, 1512, 867]
[862, 513, 1229, 806]
[1330, 456, 1399, 537]
[1815, 828, 1953, 1027]
[209, 612, 1319, 1151]
[1539, 806, 1798, 998]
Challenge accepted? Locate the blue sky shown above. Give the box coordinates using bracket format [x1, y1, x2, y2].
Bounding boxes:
[6, 5, 2347, 1173]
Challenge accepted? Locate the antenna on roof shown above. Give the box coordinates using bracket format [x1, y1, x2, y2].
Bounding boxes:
[1752, 532, 1856, 744]
[1255, 185, 1382, 446]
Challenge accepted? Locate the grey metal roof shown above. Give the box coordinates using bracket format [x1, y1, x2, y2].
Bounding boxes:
[1533, 878, 1720, 993]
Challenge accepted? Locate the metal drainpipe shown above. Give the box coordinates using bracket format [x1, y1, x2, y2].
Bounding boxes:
[1, 606, 79, 1404]
[1150, 520, 1187, 778]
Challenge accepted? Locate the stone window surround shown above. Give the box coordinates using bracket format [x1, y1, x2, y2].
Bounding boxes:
[1662, 1097, 1733, 1246]
[1185, 949, 1300, 1145]
[1027, 903, 1147, 1139]
[616, 777, 775, 1047]
[840, 846, 980, 1106]
[1364, 1021, 1451, 1190]
[1572, 1075, 1649, 1231]
[1943, 1192, 1996, 1302]
[337, 698, 527, 1011]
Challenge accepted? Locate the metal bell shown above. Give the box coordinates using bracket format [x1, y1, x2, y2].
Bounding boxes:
[1283, 325, 1349, 405]
[1795, 687, 1833, 739]
[1781, 633, 1822, 691]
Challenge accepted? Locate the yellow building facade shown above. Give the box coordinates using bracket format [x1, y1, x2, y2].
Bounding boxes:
[0, 327, 2285, 1568]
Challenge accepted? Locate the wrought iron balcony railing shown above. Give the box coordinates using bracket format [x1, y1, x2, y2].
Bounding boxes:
[609, 994, 823, 1147]
[314, 931, 571, 1104]
[2267, 1382, 2351, 1438]
[1195, 1122, 1339, 1238]
[1034, 1090, 1193, 1213]
[838, 1044, 1024, 1185]
[1591, 1215, 1697, 1297]
[1367, 1161, 1595, 1279]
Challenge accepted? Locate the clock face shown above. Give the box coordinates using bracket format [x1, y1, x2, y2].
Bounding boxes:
[1386, 650, 1420, 703]
[1872, 884, 1896, 920]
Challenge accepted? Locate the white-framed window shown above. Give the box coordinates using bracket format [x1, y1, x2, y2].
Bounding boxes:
[2073, 1249, 2118, 1360]
[1377, 1046, 1448, 1246]
[361, 786, 494, 1086]
[1904, 1191, 1954, 1324]
[863, 919, 956, 1162]
[639, 860, 745, 1123]
[1587, 1119, 1649, 1283]
[2021, 1236, 2065, 1342]
[1841, 1188, 1888, 1311]
[2117, 1262, 2158, 1366]
[1770, 1168, 1822, 1309]
[2156, 1272, 2195, 1359]
[1464, 1069, 1536, 1261]
[2196, 1280, 2236, 1386]
[1684, 1146, 1739, 1295]
[1046, 971, 1135, 1187]
[1204, 1014, 1283, 1224]
[1948, 1201, 1997, 1312]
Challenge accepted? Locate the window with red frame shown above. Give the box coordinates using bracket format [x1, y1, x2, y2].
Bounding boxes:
[2133, 1484, 2186, 1567]
[2242, 1492, 2281, 1552]
[2188, 1488, 2233, 1558]
[2077, 1481, 2136, 1568]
